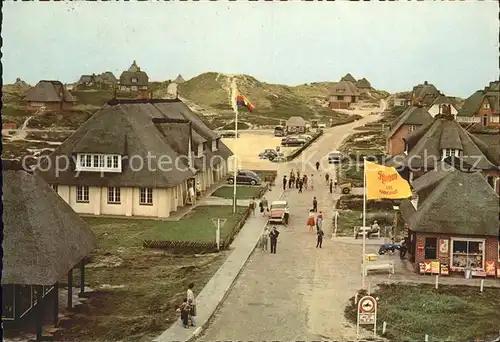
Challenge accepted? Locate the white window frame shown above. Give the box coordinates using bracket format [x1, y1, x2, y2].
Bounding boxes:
[131, 85, 138, 91]
[107, 187, 121, 204]
[483, 102, 490, 109]
[441, 148, 460, 160]
[197, 144, 204, 157]
[131, 78, 138, 83]
[76, 186, 90, 203]
[139, 187, 153, 205]
[450, 237, 486, 271]
[211, 140, 218, 152]
[76, 154, 122, 173]
[408, 125, 417, 133]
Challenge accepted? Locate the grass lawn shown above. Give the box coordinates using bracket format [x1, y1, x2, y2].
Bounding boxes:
[55, 205, 247, 341]
[211, 185, 264, 200]
[345, 284, 500, 341]
[83, 205, 247, 247]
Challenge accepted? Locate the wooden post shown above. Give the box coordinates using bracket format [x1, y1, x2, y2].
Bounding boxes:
[80, 260, 85, 295]
[53, 282, 59, 327]
[435, 275, 439, 289]
[35, 286, 43, 341]
[480, 279, 484, 292]
[354, 292, 358, 304]
[382, 321, 387, 334]
[67, 269, 73, 310]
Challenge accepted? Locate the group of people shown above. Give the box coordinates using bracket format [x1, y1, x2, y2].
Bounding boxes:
[179, 283, 197, 329]
[249, 196, 270, 217]
[260, 226, 280, 253]
[306, 206, 326, 248]
[282, 170, 314, 193]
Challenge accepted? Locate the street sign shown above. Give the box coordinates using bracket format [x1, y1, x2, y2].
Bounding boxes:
[358, 313, 376, 324]
[359, 296, 376, 313]
[357, 295, 377, 339]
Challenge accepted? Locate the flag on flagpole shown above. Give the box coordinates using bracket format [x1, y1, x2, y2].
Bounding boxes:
[235, 93, 255, 112]
[365, 160, 412, 200]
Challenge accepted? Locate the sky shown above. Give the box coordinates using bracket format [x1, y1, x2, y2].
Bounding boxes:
[2, 1, 498, 97]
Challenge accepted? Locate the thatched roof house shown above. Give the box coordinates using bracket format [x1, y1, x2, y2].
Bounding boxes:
[24, 80, 75, 111]
[35, 98, 233, 218]
[411, 81, 441, 106]
[2, 165, 97, 286]
[356, 77, 371, 89]
[387, 106, 433, 139]
[119, 60, 149, 90]
[401, 114, 499, 172]
[173, 74, 186, 84]
[340, 73, 356, 83]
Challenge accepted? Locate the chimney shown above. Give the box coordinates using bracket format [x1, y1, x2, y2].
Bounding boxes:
[424, 81, 428, 85]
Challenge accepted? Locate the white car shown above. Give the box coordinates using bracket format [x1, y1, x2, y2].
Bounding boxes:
[298, 134, 312, 141]
[318, 123, 327, 128]
[328, 151, 343, 164]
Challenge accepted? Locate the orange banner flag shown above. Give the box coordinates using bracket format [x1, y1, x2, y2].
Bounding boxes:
[365, 160, 412, 200]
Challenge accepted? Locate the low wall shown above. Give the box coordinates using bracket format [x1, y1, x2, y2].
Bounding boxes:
[142, 207, 252, 253]
[284, 130, 324, 162]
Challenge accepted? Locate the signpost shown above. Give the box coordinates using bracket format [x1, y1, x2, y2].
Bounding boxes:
[356, 295, 377, 339]
[211, 218, 227, 251]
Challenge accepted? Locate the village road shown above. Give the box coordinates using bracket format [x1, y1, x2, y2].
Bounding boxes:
[196, 100, 386, 341]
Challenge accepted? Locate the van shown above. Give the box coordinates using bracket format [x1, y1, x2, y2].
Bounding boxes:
[328, 151, 343, 164]
[274, 126, 284, 137]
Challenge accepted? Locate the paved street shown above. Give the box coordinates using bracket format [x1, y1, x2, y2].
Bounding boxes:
[196, 102, 387, 341]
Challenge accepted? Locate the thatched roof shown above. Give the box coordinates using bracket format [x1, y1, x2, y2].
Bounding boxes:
[403, 168, 498, 236]
[120, 61, 149, 86]
[173, 74, 186, 83]
[36, 99, 232, 188]
[341, 73, 356, 83]
[457, 80, 500, 117]
[401, 114, 499, 170]
[387, 106, 433, 138]
[286, 116, 307, 127]
[25, 80, 75, 103]
[2, 165, 97, 285]
[329, 80, 359, 97]
[356, 77, 371, 89]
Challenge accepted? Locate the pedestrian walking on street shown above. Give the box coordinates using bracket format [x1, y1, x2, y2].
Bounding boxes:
[325, 173, 330, 184]
[187, 283, 197, 327]
[180, 298, 190, 328]
[329, 180, 333, 194]
[298, 178, 303, 193]
[296, 170, 301, 181]
[316, 229, 324, 248]
[316, 212, 323, 232]
[288, 175, 293, 189]
[303, 174, 308, 190]
[260, 227, 270, 252]
[261, 196, 269, 213]
[310, 174, 314, 190]
[312, 197, 318, 213]
[249, 197, 256, 216]
[282, 175, 287, 191]
[315, 161, 320, 171]
[307, 210, 315, 232]
[334, 179, 338, 192]
[259, 200, 265, 216]
[269, 226, 280, 254]
[295, 175, 300, 188]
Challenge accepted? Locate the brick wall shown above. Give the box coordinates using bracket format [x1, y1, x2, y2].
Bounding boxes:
[413, 232, 499, 275]
[387, 125, 409, 156]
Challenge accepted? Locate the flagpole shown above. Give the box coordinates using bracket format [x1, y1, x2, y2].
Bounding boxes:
[233, 101, 238, 214]
[362, 156, 367, 289]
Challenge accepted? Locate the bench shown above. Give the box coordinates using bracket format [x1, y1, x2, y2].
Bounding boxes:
[363, 262, 395, 276]
[354, 226, 380, 239]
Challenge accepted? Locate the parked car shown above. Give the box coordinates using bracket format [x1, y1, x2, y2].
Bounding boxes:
[219, 131, 240, 138]
[318, 123, 327, 128]
[268, 200, 289, 224]
[259, 149, 278, 160]
[274, 126, 285, 137]
[281, 137, 304, 147]
[227, 170, 261, 185]
[328, 151, 343, 164]
[298, 134, 312, 141]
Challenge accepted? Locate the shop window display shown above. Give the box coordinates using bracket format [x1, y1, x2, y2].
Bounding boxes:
[451, 240, 484, 270]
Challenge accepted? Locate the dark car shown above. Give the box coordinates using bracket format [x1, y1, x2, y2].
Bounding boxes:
[227, 170, 261, 185]
[259, 149, 278, 160]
